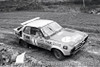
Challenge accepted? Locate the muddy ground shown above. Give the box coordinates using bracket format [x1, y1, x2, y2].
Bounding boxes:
[0, 11, 100, 67]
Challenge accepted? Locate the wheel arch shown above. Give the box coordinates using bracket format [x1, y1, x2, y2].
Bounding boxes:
[51, 46, 64, 55]
[51, 47, 65, 60]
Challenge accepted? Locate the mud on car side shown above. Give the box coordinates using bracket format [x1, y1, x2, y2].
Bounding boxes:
[14, 17, 88, 60]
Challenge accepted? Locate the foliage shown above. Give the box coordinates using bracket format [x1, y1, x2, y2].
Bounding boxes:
[0, 0, 100, 12]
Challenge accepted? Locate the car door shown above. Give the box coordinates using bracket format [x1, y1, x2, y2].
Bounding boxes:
[36, 32, 52, 50]
[30, 27, 40, 46]
[22, 26, 40, 45]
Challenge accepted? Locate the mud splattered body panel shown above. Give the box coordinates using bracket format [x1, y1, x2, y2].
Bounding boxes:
[14, 17, 88, 56]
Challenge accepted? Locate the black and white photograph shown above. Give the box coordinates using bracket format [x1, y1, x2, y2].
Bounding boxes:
[0, 0, 100, 67]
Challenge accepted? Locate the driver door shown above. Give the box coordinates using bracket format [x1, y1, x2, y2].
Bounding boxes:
[36, 33, 51, 50]
[22, 26, 38, 45]
[30, 27, 40, 46]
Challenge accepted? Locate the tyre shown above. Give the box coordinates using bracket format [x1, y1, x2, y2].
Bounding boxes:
[52, 49, 65, 60]
[19, 39, 29, 48]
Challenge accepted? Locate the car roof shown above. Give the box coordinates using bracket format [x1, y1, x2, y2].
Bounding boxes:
[24, 19, 54, 28]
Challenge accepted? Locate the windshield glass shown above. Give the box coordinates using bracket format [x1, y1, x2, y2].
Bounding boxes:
[41, 22, 62, 37]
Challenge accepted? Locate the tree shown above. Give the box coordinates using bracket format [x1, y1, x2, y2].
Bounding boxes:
[83, 0, 85, 7]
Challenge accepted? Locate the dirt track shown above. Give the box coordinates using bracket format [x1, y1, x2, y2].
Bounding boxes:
[0, 12, 100, 67]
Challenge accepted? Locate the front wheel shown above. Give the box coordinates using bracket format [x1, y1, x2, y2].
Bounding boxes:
[52, 49, 65, 60]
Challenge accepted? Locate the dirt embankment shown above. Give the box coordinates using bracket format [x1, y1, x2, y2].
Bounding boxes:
[0, 1, 82, 13]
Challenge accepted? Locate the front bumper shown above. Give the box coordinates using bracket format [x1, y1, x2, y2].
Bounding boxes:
[70, 36, 88, 54]
[61, 36, 88, 56]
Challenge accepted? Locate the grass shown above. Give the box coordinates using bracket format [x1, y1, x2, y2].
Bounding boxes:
[1, 11, 100, 33]
[0, 0, 100, 15]
[0, 1, 83, 12]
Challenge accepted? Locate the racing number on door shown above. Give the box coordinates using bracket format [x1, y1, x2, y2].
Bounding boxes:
[37, 39, 51, 50]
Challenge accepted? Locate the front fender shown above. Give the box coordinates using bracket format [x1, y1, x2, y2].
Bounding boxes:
[51, 45, 71, 55]
[51, 46, 64, 54]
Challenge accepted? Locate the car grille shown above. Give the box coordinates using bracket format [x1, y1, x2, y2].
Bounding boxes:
[71, 36, 88, 54]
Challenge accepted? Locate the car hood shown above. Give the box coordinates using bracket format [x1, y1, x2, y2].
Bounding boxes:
[50, 28, 87, 44]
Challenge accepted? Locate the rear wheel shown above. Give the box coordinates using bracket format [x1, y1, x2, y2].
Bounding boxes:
[19, 39, 29, 48]
[52, 49, 65, 60]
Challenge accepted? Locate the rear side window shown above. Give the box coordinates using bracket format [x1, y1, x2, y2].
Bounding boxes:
[23, 26, 30, 34]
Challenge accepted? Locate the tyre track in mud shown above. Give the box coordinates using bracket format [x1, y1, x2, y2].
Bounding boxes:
[0, 28, 100, 67]
[59, 23, 100, 66]
[0, 12, 100, 67]
[0, 24, 100, 65]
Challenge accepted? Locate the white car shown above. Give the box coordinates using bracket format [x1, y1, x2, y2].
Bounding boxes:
[14, 17, 88, 60]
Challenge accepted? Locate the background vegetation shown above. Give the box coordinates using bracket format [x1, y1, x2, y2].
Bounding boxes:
[0, 0, 100, 13]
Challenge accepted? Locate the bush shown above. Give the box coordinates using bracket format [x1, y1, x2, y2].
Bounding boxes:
[16, 2, 43, 11]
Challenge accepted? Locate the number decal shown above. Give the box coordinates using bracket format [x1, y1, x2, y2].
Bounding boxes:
[37, 39, 52, 49]
[45, 41, 52, 44]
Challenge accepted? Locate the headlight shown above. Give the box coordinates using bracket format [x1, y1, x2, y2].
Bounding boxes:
[63, 46, 68, 50]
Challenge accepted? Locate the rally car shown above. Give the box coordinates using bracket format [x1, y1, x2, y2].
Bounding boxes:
[14, 17, 88, 60]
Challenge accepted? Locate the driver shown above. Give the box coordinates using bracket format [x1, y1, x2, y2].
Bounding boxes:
[31, 31, 41, 46]
[34, 32, 40, 38]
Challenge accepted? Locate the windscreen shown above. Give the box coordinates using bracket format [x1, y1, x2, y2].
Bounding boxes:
[41, 22, 62, 37]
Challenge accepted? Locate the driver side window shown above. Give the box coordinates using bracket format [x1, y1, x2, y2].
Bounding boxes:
[30, 27, 37, 35]
[30, 27, 43, 38]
